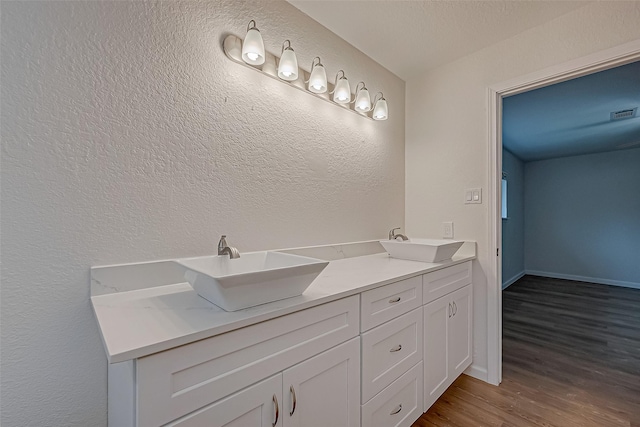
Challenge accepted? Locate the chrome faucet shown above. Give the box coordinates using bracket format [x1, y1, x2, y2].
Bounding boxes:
[218, 235, 240, 259]
[389, 227, 409, 241]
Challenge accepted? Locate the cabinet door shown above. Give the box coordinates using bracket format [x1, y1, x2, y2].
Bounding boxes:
[423, 295, 450, 411]
[165, 374, 282, 427]
[282, 338, 360, 427]
[449, 285, 472, 378]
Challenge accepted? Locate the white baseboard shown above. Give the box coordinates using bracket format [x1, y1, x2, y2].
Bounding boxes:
[464, 364, 488, 382]
[502, 270, 525, 290]
[525, 270, 640, 290]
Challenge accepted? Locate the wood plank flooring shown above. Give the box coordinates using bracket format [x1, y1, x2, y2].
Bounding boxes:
[412, 275, 640, 427]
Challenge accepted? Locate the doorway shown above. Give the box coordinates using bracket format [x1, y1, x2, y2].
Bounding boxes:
[486, 39, 640, 385]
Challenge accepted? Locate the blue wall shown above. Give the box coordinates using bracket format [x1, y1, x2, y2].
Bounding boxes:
[502, 149, 525, 288]
[524, 148, 640, 288]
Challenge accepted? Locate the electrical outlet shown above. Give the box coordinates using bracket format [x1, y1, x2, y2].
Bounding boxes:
[443, 221, 454, 239]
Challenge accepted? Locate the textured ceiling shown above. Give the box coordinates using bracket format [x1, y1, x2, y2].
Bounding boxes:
[288, 0, 589, 80]
[503, 60, 640, 162]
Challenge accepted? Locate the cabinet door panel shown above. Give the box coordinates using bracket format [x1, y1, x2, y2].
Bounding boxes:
[423, 296, 450, 411]
[283, 338, 360, 427]
[166, 374, 282, 427]
[449, 285, 473, 378]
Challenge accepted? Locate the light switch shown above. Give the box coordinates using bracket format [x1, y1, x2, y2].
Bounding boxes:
[465, 188, 482, 204]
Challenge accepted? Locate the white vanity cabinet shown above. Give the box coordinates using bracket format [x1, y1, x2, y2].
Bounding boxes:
[101, 256, 475, 427]
[422, 262, 473, 411]
[109, 296, 360, 427]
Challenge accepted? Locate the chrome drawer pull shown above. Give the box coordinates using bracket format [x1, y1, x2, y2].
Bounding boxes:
[390, 344, 402, 352]
[390, 404, 402, 415]
[289, 385, 297, 416]
[388, 297, 401, 304]
[272, 394, 279, 426]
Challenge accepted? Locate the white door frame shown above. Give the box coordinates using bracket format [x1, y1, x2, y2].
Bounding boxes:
[486, 38, 640, 386]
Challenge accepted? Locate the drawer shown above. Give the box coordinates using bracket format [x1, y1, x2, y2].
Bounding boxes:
[361, 362, 424, 427]
[423, 261, 471, 305]
[136, 295, 359, 427]
[361, 307, 423, 403]
[361, 275, 422, 332]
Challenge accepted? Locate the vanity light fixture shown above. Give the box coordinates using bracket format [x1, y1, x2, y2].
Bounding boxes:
[277, 40, 299, 81]
[354, 82, 371, 113]
[223, 22, 389, 121]
[307, 57, 327, 94]
[372, 92, 388, 120]
[241, 20, 265, 66]
[332, 70, 351, 104]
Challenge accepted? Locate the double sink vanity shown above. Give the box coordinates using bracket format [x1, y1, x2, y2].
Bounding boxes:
[91, 237, 476, 427]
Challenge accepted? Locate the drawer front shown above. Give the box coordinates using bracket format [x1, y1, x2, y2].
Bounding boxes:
[136, 296, 360, 427]
[361, 276, 422, 332]
[423, 261, 471, 305]
[361, 308, 423, 403]
[361, 362, 423, 427]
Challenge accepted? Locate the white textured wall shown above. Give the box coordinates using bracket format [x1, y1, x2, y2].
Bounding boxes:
[406, 2, 640, 377]
[0, 1, 404, 425]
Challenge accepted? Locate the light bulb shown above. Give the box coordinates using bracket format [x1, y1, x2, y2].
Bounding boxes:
[307, 57, 327, 94]
[241, 20, 265, 66]
[277, 40, 298, 81]
[333, 71, 351, 104]
[372, 94, 388, 120]
[354, 83, 371, 113]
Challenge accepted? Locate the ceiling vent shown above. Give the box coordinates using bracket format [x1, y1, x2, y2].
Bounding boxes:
[610, 107, 637, 121]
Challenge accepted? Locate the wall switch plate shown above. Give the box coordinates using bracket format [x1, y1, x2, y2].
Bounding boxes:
[465, 188, 482, 204]
[443, 221, 454, 239]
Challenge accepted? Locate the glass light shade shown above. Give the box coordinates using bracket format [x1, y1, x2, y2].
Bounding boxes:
[308, 64, 327, 93]
[241, 28, 265, 66]
[355, 87, 371, 112]
[333, 78, 351, 104]
[373, 98, 388, 120]
[278, 48, 298, 81]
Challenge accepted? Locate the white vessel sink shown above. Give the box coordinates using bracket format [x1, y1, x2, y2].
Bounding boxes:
[380, 238, 464, 263]
[176, 252, 329, 311]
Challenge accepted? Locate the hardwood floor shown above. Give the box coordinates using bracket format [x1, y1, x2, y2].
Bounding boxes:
[412, 275, 640, 427]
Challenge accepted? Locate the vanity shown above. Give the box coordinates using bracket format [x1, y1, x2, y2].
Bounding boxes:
[91, 241, 475, 427]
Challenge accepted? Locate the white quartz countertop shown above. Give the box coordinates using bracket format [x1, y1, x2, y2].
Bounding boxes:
[91, 244, 475, 363]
